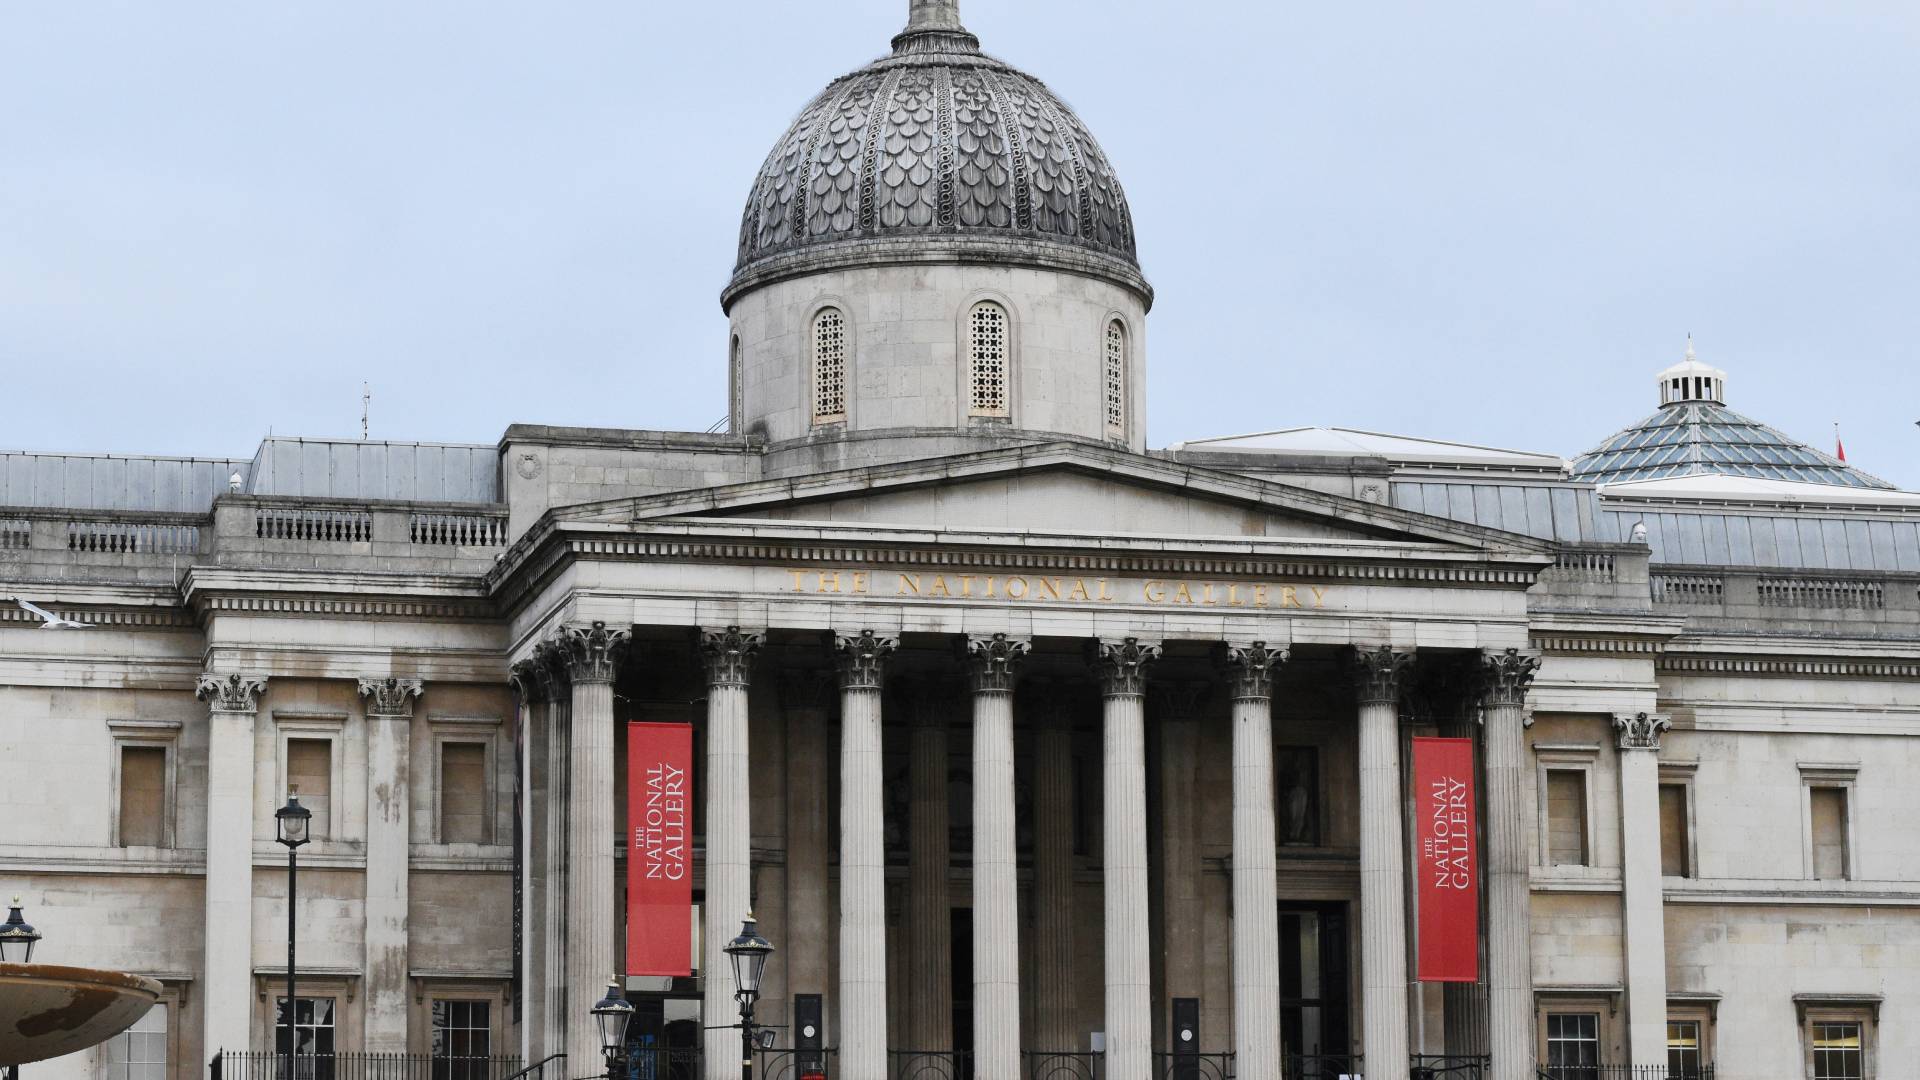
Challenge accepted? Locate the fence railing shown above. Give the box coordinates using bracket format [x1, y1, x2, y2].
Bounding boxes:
[1022, 1051, 1102, 1080]
[1535, 1066, 1714, 1080]
[624, 1047, 701, 1080]
[0, 518, 28, 549]
[1651, 572, 1724, 605]
[889, 1050, 970, 1080]
[1757, 575, 1884, 609]
[1154, 1051, 1232, 1080]
[752, 1047, 833, 1080]
[1545, 549, 1618, 583]
[66, 518, 201, 554]
[211, 1052, 525, 1080]
[1414, 1055, 1489, 1079]
[1285, 1054, 1359, 1080]
[409, 511, 509, 548]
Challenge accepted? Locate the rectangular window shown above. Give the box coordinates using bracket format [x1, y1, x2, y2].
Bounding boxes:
[440, 743, 489, 845]
[1666, 1018, 1704, 1078]
[1545, 1012, 1601, 1073]
[118, 746, 168, 848]
[1810, 786, 1849, 880]
[286, 739, 332, 840]
[1658, 783, 1690, 877]
[1811, 1020, 1864, 1080]
[273, 997, 337, 1080]
[431, 1000, 492, 1080]
[1545, 769, 1589, 866]
[103, 1002, 168, 1080]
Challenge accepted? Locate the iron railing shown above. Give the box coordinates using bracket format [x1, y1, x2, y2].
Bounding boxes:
[889, 1050, 971, 1080]
[1285, 1053, 1359, 1080]
[1021, 1051, 1101, 1080]
[212, 1053, 525, 1080]
[1536, 1067, 1714, 1080]
[1414, 1055, 1489, 1079]
[1154, 1051, 1233, 1080]
[752, 1048, 834, 1080]
[619, 1048, 702, 1080]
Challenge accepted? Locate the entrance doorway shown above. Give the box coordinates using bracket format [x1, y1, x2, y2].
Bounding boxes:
[624, 993, 701, 1080]
[951, 907, 974, 1056]
[1279, 902, 1351, 1057]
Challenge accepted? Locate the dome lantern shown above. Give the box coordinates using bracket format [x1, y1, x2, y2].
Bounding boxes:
[1655, 335, 1727, 406]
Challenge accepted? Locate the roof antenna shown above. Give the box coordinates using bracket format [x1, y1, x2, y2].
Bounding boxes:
[361, 382, 371, 441]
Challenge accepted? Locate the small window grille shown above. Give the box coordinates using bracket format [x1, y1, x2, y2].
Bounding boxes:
[812, 309, 847, 423]
[969, 302, 1009, 416]
[1104, 321, 1127, 437]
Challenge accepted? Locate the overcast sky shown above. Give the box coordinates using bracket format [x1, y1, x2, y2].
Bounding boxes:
[5, 2, 1917, 487]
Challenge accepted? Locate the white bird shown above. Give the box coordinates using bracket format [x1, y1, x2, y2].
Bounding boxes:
[10, 598, 93, 630]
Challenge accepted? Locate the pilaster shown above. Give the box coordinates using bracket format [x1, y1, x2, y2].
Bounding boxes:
[357, 677, 422, 1054]
[195, 673, 267, 1059]
[1614, 712, 1673, 1068]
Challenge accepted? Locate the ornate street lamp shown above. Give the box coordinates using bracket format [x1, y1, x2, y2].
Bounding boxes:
[274, 796, 311, 1080]
[723, 914, 775, 1080]
[0, 897, 40, 963]
[590, 980, 634, 1080]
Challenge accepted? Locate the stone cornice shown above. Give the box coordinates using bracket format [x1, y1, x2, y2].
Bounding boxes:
[182, 567, 494, 622]
[1658, 653, 1920, 679]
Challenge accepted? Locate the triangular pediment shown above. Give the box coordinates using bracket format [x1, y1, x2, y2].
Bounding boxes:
[549, 443, 1552, 557]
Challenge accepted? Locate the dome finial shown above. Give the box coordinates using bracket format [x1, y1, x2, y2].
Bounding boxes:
[906, 0, 965, 32]
[1685, 332, 1695, 361]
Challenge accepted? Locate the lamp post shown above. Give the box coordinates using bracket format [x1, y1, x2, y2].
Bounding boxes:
[723, 915, 774, 1080]
[591, 980, 634, 1080]
[274, 796, 311, 1080]
[0, 897, 42, 1080]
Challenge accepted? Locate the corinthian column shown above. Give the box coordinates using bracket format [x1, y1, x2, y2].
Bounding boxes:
[510, 656, 564, 1063]
[835, 630, 897, 1080]
[701, 627, 762, 1080]
[1354, 646, 1413, 1080]
[967, 634, 1029, 1077]
[1224, 644, 1287, 1078]
[555, 621, 630, 1070]
[1614, 712, 1672, 1069]
[907, 680, 956, 1055]
[1091, 638, 1160, 1080]
[357, 677, 423, 1053]
[195, 673, 266, 1059]
[1478, 649, 1539, 1080]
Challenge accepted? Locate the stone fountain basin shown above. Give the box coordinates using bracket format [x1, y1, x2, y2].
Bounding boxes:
[0, 964, 162, 1066]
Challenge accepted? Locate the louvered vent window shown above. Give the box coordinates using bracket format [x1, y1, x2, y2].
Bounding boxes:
[968, 302, 1009, 417]
[1105, 321, 1127, 437]
[812, 308, 847, 424]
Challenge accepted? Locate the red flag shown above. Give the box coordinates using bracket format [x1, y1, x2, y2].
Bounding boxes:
[1836, 423, 1847, 462]
[1413, 737, 1479, 982]
[627, 723, 694, 976]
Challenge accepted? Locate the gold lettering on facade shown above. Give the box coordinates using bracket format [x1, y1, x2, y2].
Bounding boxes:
[783, 570, 1332, 609]
[1281, 585, 1302, 609]
[1143, 580, 1166, 603]
[1005, 577, 1030, 600]
[1310, 586, 1328, 609]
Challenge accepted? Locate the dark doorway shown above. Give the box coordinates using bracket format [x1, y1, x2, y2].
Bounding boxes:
[951, 907, 975, 1056]
[1279, 902, 1351, 1056]
[624, 993, 701, 1080]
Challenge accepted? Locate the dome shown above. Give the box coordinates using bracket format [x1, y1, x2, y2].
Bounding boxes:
[723, 0, 1148, 310]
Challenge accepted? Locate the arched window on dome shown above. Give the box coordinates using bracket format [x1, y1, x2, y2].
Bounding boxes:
[812, 308, 848, 425]
[968, 301, 1010, 417]
[729, 334, 744, 434]
[1104, 320, 1128, 440]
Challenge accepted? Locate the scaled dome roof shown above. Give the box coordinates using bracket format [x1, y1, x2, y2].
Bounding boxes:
[724, 1, 1146, 308]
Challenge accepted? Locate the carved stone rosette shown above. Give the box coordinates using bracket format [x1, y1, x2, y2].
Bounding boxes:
[1352, 645, 1414, 706]
[965, 633, 1030, 695]
[551, 621, 631, 685]
[834, 630, 898, 691]
[1222, 642, 1288, 702]
[1091, 637, 1161, 698]
[701, 626, 764, 689]
[196, 673, 268, 713]
[1477, 648, 1541, 710]
[1613, 712, 1672, 751]
[357, 677, 423, 717]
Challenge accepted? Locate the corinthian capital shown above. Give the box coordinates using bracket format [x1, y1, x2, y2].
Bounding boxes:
[1222, 642, 1288, 702]
[965, 633, 1030, 694]
[834, 630, 897, 691]
[197, 673, 268, 713]
[1352, 645, 1414, 706]
[509, 657, 557, 705]
[357, 677, 423, 717]
[701, 626, 764, 689]
[1477, 647, 1541, 709]
[551, 621, 631, 685]
[1613, 712, 1672, 751]
[1090, 637, 1161, 698]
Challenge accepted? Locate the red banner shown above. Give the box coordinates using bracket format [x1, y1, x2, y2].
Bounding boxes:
[1413, 736, 1478, 982]
[627, 723, 693, 976]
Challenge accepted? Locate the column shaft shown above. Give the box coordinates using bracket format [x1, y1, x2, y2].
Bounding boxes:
[968, 633, 1028, 1076]
[1480, 650, 1539, 1080]
[359, 678, 421, 1053]
[702, 628, 760, 1080]
[1155, 697, 1202, 1051]
[782, 674, 833, 1021]
[909, 692, 954, 1053]
[1032, 693, 1077, 1052]
[1093, 639, 1158, 1080]
[1226, 644, 1286, 1077]
[543, 690, 572, 1060]
[567, 675, 618, 1067]
[1355, 647, 1412, 1080]
[1616, 714, 1672, 1067]
[196, 674, 265, 1058]
[836, 631, 895, 1080]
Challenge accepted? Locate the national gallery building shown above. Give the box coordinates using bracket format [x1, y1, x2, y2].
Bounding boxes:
[4, 4, 1917, 1080]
